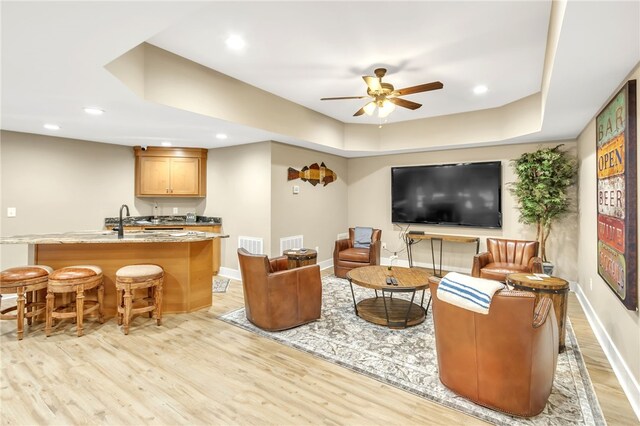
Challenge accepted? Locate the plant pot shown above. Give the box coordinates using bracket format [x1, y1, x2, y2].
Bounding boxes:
[542, 262, 554, 276]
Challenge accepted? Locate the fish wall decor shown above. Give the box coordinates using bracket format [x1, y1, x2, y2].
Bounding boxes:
[287, 162, 337, 186]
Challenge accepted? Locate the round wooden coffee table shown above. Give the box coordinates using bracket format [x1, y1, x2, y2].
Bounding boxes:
[346, 266, 431, 329]
[283, 249, 317, 269]
[507, 273, 569, 352]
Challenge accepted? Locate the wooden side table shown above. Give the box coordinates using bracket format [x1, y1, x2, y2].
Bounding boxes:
[283, 249, 317, 270]
[507, 273, 569, 352]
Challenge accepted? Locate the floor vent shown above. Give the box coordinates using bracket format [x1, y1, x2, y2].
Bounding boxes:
[337, 232, 349, 241]
[238, 236, 264, 254]
[280, 235, 304, 252]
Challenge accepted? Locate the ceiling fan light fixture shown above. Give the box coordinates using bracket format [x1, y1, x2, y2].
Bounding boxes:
[320, 68, 443, 119]
[377, 99, 395, 118]
[363, 101, 376, 116]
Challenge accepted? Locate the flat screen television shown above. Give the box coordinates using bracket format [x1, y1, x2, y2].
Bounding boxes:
[391, 161, 502, 228]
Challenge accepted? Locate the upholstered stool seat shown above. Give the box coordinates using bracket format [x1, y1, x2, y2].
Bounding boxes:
[0, 265, 53, 340]
[115, 264, 163, 335]
[46, 265, 104, 337]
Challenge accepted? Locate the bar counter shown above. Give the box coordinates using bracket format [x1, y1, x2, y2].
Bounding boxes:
[1, 230, 223, 316]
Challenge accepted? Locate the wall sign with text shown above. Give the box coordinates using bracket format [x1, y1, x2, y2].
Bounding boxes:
[596, 80, 637, 310]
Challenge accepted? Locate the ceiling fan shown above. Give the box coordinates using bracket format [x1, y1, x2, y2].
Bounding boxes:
[321, 68, 443, 118]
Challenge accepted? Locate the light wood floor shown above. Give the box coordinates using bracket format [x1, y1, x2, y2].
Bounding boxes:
[0, 270, 637, 425]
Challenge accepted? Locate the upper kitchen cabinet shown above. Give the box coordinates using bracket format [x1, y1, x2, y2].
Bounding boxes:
[134, 147, 208, 197]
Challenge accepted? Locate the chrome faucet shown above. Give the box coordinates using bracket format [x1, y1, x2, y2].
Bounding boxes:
[118, 204, 130, 239]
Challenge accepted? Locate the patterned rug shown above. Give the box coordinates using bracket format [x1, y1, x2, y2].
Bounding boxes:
[212, 277, 230, 293]
[220, 275, 605, 425]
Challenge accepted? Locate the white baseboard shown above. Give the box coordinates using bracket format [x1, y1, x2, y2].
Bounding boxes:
[573, 282, 640, 421]
[317, 258, 333, 271]
[218, 267, 241, 281]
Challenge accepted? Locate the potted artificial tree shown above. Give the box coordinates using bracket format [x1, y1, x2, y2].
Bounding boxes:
[509, 145, 577, 274]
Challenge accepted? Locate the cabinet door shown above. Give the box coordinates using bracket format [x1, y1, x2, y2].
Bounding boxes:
[170, 158, 200, 195]
[139, 157, 171, 195]
[191, 225, 222, 275]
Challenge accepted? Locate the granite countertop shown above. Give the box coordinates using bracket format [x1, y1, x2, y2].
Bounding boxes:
[104, 215, 221, 227]
[0, 230, 228, 244]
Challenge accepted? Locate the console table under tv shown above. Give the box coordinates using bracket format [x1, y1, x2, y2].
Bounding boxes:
[404, 232, 480, 277]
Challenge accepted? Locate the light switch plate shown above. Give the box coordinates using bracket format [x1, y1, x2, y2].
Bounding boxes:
[292, 185, 300, 194]
[7, 207, 16, 217]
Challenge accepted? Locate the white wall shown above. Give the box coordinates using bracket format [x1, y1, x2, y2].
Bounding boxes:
[0, 131, 137, 268]
[346, 141, 579, 280]
[206, 142, 272, 272]
[0, 133, 342, 275]
[576, 65, 640, 412]
[0, 131, 220, 269]
[270, 142, 348, 264]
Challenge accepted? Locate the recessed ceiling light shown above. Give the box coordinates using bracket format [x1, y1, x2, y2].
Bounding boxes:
[83, 107, 104, 115]
[161, 141, 172, 147]
[43, 123, 60, 130]
[473, 85, 488, 95]
[215, 133, 228, 140]
[225, 35, 246, 50]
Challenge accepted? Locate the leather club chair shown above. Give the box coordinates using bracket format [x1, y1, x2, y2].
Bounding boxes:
[472, 238, 543, 282]
[429, 276, 558, 417]
[333, 228, 382, 279]
[237, 248, 322, 331]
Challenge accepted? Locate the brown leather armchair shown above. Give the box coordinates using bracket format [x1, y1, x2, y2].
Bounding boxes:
[472, 238, 543, 282]
[429, 276, 558, 417]
[237, 248, 322, 331]
[333, 228, 382, 279]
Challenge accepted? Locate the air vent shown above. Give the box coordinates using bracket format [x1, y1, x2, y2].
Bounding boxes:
[280, 235, 304, 253]
[238, 236, 264, 254]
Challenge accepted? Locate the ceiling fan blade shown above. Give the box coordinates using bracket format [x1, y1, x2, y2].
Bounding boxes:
[395, 81, 444, 96]
[388, 97, 422, 110]
[321, 96, 368, 100]
[363, 76, 382, 92]
[353, 107, 366, 116]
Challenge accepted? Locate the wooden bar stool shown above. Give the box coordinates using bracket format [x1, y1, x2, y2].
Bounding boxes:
[0, 265, 53, 340]
[115, 264, 163, 335]
[46, 265, 104, 337]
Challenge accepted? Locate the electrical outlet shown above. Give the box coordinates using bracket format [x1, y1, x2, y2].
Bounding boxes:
[292, 185, 300, 194]
[381, 242, 387, 249]
[7, 207, 16, 217]
[172, 207, 179, 214]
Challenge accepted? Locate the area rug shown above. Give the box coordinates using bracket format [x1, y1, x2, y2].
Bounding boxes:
[212, 277, 230, 293]
[220, 275, 605, 425]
